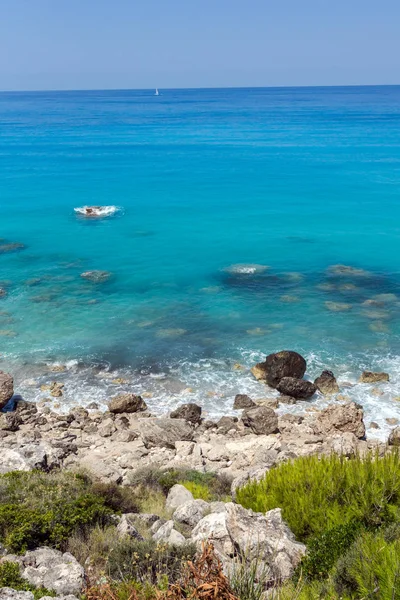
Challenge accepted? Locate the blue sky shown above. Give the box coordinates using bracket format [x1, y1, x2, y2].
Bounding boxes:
[0, 0, 399, 90]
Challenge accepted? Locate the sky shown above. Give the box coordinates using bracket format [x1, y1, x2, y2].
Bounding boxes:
[0, 0, 399, 91]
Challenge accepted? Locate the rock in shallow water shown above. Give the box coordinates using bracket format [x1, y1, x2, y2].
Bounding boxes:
[80, 270, 112, 283]
[251, 350, 307, 388]
[314, 370, 339, 395]
[359, 371, 389, 383]
[276, 377, 317, 399]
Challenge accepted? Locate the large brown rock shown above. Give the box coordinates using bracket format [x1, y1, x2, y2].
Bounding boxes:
[388, 427, 400, 446]
[314, 401, 365, 439]
[0, 371, 13, 409]
[359, 371, 389, 384]
[242, 406, 279, 435]
[108, 393, 147, 414]
[252, 351, 307, 388]
[314, 370, 339, 395]
[276, 377, 316, 399]
[233, 394, 256, 409]
[170, 403, 202, 424]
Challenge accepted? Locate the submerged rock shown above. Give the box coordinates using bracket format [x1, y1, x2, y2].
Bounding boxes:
[326, 264, 371, 277]
[276, 377, 317, 399]
[0, 242, 25, 254]
[251, 351, 307, 388]
[108, 393, 147, 414]
[80, 270, 112, 283]
[325, 301, 352, 312]
[314, 370, 339, 396]
[223, 264, 269, 275]
[359, 371, 389, 384]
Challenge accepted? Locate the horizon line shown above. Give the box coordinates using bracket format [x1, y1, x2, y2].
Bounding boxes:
[0, 83, 399, 94]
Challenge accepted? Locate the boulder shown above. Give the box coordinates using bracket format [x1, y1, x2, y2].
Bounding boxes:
[315, 401, 365, 439]
[0, 371, 13, 409]
[225, 503, 306, 582]
[108, 393, 147, 414]
[139, 418, 193, 449]
[0, 413, 21, 431]
[241, 406, 278, 435]
[0, 449, 31, 474]
[78, 455, 122, 484]
[276, 377, 316, 399]
[170, 403, 202, 424]
[173, 499, 210, 527]
[359, 371, 389, 384]
[8, 547, 84, 596]
[388, 427, 400, 446]
[152, 520, 186, 546]
[314, 370, 339, 395]
[233, 394, 256, 410]
[0, 591, 33, 600]
[216, 416, 238, 434]
[166, 484, 194, 511]
[191, 511, 234, 559]
[251, 351, 307, 388]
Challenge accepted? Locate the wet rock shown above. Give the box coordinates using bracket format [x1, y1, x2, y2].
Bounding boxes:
[315, 401, 365, 439]
[242, 406, 278, 435]
[251, 351, 307, 388]
[386, 418, 398, 425]
[314, 370, 339, 395]
[170, 403, 202, 424]
[7, 547, 84, 596]
[0, 371, 14, 409]
[166, 484, 194, 511]
[80, 270, 112, 283]
[276, 377, 316, 399]
[173, 499, 210, 527]
[139, 418, 193, 449]
[388, 427, 400, 446]
[359, 371, 389, 384]
[108, 393, 147, 414]
[370, 422, 380, 429]
[233, 394, 256, 410]
[278, 395, 297, 404]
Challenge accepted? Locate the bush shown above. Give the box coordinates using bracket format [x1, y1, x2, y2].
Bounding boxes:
[236, 451, 400, 541]
[0, 561, 56, 599]
[0, 470, 114, 553]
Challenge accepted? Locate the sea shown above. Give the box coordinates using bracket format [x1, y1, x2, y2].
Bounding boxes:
[1, 85, 400, 437]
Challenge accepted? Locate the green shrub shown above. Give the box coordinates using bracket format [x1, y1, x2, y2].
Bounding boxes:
[181, 481, 212, 501]
[334, 530, 400, 599]
[236, 451, 400, 541]
[0, 471, 114, 553]
[298, 520, 362, 580]
[0, 561, 56, 599]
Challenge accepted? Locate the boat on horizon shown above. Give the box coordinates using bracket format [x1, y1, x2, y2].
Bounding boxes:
[155, 88, 159, 96]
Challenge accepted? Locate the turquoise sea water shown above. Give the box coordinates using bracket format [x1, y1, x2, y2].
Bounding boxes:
[1, 86, 400, 433]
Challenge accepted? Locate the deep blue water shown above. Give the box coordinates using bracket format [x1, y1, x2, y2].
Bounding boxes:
[1, 86, 400, 431]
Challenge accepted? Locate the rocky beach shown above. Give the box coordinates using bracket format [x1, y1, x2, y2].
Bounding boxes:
[0, 350, 399, 598]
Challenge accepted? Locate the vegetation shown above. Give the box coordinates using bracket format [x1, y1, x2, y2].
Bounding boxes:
[0, 561, 56, 599]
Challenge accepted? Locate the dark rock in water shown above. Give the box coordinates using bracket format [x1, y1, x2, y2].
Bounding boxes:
[0, 371, 14, 409]
[314, 370, 339, 395]
[170, 403, 202, 424]
[233, 394, 256, 410]
[359, 371, 389, 384]
[277, 377, 317, 399]
[252, 351, 307, 388]
[81, 270, 112, 283]
[0, 242, 25, 254]
[241, 406, 278, 435]
[109, 393, 147, 414]
[0, 288, 6, 298]
[389, 427, 400, 446]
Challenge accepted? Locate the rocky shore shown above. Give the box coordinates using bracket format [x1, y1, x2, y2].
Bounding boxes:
[0, 350, 398, 599]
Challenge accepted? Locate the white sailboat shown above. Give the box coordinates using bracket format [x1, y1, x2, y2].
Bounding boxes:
[155, 88, 159, 96]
